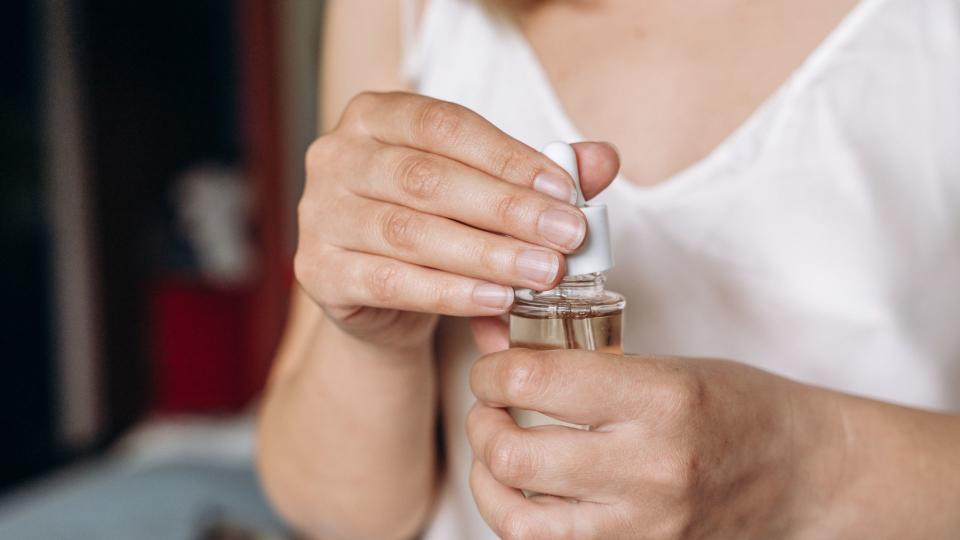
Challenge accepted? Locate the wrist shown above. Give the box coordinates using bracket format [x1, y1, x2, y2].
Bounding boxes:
[323, 310, 436, 366]
[779, 383, 853, 539]
[784, 385, 960, 539]
[328, 307, 439, 356]
[284, 311, 437, 401]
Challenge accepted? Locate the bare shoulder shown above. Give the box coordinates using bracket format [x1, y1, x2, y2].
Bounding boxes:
[321, 0, 426, 130]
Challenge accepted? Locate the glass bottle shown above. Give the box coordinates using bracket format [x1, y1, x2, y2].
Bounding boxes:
[510, 273, 624, 353]
[508, 141, 625, 432]
[508, 273, 625, 430]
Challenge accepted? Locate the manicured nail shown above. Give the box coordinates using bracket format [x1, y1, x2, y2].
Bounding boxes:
[515, 249, 559, 285]
[538, 209, 586, 250]
[473, 283, 515, 310]
[533, 172, 576, 204]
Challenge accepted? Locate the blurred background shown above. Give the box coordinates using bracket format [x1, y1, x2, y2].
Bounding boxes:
[1, 1, 324, 537]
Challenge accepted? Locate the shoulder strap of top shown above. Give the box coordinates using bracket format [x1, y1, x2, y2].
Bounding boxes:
[400, 0, 502, 87]
[399, 0, 424, 79]
[400, 0, 447, 86]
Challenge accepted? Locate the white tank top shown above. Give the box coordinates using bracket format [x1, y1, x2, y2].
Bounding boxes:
[400, 0, 960, 537]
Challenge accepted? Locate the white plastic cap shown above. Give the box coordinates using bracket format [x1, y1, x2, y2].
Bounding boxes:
[541, 141, 614, 277]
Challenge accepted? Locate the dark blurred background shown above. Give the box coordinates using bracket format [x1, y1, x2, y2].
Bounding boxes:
[1, 1, 323, 537]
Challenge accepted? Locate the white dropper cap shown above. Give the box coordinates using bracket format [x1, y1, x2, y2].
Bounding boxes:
[541, 141, 614, 277]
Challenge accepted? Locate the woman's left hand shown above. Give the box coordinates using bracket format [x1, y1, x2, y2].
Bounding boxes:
[466, 345, 841, 539]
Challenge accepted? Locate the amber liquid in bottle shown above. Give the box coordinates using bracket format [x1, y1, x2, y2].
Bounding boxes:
[508, 273, 625, 431]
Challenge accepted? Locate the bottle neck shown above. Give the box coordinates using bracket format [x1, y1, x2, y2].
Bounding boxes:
[511, 271, 624, 318]
[533, 272, 607, 300]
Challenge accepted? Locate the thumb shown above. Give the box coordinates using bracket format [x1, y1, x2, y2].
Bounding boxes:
[570, 141, 620, 200]
[469, 316, 510, 355]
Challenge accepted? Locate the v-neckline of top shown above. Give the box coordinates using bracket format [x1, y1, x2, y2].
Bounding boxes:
[507, 0, 881, 204]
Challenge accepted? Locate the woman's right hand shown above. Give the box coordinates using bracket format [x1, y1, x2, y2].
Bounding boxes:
[296, 91, 619, 350]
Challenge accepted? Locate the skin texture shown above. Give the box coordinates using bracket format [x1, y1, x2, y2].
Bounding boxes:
[520, 0, 863, 186]
[256, 0, 960, 538]
[296, 91, 621, 347]
[468, 321, 960, 539]
[257, 5, 618, 539]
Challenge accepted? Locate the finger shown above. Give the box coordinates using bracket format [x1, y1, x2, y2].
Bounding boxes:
[466, 403, 619, 499]
[345, 92, 580, 197]
[470, 316, 509, 354]
[357, 144, 587, 253]
[571, 142, 620, 200]
[470, 459, 604, 540]
[470, 348, 655, 426]
[327, 197, 564, 290]
[301, 248, 515, 317]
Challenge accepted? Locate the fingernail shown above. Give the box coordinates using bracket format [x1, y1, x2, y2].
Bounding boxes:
[533, 172, 576, 204]
[473, 283, 515, 310]
[603, 141, 620, 159]
[538, 209, 586, 250]
[515, 249, 559, 285]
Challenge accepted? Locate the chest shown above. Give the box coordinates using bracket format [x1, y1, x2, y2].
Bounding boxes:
[519, 0, 860, 186]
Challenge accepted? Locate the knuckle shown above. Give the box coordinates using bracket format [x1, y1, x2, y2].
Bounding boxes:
[367, 263, 403, 303]
[487, 431, 532, 485]
[340, 91, 382, 130]
[668, 370, 708, 416]
[493, 192, 527, 227]
[297, 189, 334, 228]
[415, 100, 465, 144]
[293, 250, 333, 305]
[304, 135, 336, 173]
[503, 355, 546, 403]
[380, 207, 424, 251]
[493, 145, 528, 181]
[473, 239, 502, 276]
[394, 153, 446, 200]
[501, 352, 550, 404]
[345, 90, 378, 115]
[430, 278, 459, 314]
[292, 251, 313, 290]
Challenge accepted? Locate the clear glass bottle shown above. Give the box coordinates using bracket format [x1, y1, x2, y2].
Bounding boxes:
[508, 141, 624, 433]
[510, 273, 624, 353]
[508, 273, 625, 430]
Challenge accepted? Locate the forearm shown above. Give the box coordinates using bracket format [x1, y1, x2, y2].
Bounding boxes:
[796, 386, 960, 538]
[257, 311, 437, 540]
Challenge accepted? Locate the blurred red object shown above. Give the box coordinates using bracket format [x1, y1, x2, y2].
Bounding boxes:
[239, 0, 291, 397]
[150, 0, 295, 414]
[151, 279, 253, 412]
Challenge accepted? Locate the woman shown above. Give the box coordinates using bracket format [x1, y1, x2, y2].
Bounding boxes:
[256, 0, 960, 538]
